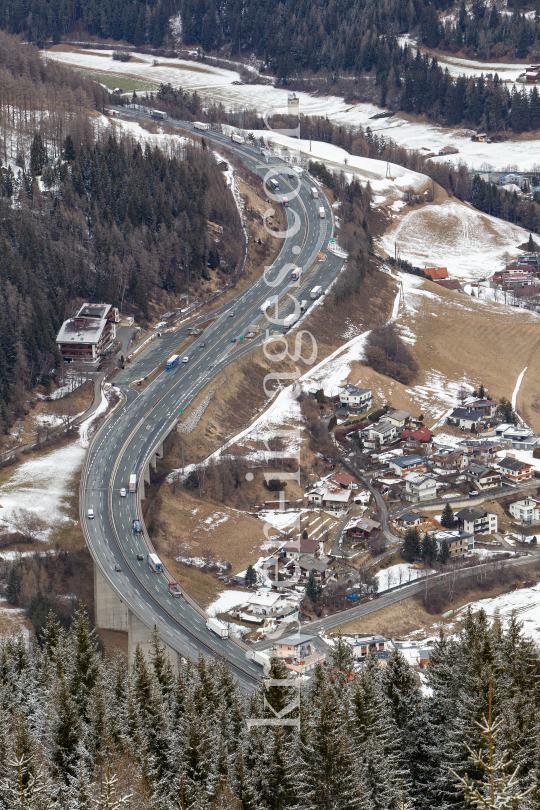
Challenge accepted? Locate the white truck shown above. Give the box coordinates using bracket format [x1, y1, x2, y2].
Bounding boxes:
[147, 553, 162, 573]
[283, 313, 298, 331]
[319, 206, 326, 218]
[290, 266, 302, 281]
[194, 121, 210, 131]
[151, 110, 167, 120]
[231, 133, 245, 144]
[246, 650, 272, 668]
[300, 299, 308, 313]
[310, 286, 322, 299]
[206, 617, 229, 638]
[311, 186, 319, 199]
[260, 298, 274, 314]
[129, 473, 137, 492]
[293, 166, 303, 176]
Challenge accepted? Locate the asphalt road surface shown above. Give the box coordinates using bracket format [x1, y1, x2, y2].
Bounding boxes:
[80, 110, 347, 689]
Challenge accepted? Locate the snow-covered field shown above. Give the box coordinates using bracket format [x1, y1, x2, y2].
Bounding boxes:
[44, 46, 540, 172]
[453, 582, 540, 646]
[379, 199, 530, 280]
[375, 563, 433, 591]
[399, 35, 529, 82]
[0, 443, 85, 540]
[0, 383, 116, 541]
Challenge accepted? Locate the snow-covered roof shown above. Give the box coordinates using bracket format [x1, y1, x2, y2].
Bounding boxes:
[246, 590, 285, 607]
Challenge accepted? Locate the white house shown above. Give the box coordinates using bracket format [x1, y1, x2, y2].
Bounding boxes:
[509, 498, 540, 524]
[456, 507, 498, 535]
[385, 409, 411, 429]
[362, 420, 397, 444]
[339, 383, 372, 412]
[405, 473, 437, 502]
[448, 408, 485, 430]
[246, 590, 290, 616]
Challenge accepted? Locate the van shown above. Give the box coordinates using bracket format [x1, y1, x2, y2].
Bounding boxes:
[87, 508, 94, 519]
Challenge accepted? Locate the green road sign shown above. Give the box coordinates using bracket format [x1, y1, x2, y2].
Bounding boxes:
[179, 409, 185, 414]
[240, 336, 244, 342]
[329, 237, 335, 244]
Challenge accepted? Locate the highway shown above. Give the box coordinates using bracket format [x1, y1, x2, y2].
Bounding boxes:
[80, 110, 347, 689]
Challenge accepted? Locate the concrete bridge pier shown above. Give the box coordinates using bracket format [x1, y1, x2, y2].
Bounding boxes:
[128, 611, 180, 675]
[94, 563, 180, 674]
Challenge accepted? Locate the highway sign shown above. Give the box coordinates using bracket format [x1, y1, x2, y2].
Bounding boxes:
[329, 237, 335, 244]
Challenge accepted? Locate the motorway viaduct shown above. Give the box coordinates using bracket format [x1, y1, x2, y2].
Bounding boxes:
[82, 110, 347, 688]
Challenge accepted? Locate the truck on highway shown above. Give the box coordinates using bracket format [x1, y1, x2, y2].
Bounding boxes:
[310, 285, 322, 299]
[151, 110, 168, 120]
[268, 177, 279, 191]
[300, 299, 308, 313]
[293, 166, 303, 176]
[246, 649, 271, 668]
[168, 581, 183, 597]
[291, 266, 302, 281]
[206, 617, 229, 638]
[129, 474, 137, 492]
[319, 206, 326, 218]
[194, 121, 210, 131]
[166, 354, 179, 371]
[132, 519, 142, 534]
[311, 186, 319, 198]
[260, 298, 274, 314]
[147, 553, 162, 573]
[283, 196, 289, 207]
[231, 133, 245, 144]
[283, 313, 298, 331]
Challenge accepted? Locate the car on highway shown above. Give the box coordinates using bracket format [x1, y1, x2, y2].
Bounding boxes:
[114, 564, 122, 572]
[136, 554, 144, 561]
[231, 337, 237, 343]
[182, 356, 189, 363]
[120, 487, 127, 497]
[229, 310, 235, 317]
[199, 342, 206, 348]
[87, 508, 94, 519]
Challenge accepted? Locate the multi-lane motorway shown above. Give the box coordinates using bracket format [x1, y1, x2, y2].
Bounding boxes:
[80, 111, 346, 689]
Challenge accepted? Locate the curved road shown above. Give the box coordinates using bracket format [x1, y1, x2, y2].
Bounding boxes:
[80, 113, 346, 689]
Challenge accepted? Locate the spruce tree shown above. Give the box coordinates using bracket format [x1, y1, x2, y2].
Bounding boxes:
[244, 565, 257, 588]
[441, 503, 455, 529]
[295, 678, 364, 810]
[352, 650, 404, 809]
[51, 678, 81, 783]
[438, 540, 451, 565]
[403, 528, 420, 562]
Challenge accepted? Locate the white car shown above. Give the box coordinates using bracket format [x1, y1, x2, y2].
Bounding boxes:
[182, 356, 189, 363]
[120, 488, 127, 497]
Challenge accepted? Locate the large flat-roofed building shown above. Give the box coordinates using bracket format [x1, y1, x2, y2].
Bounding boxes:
[56, 303, 119, 363]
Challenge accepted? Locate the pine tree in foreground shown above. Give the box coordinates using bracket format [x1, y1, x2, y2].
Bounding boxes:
[450, 680, 534, 810]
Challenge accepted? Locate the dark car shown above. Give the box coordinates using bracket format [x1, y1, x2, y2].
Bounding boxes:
[114, 564, 122, 572]
[199, 342, 206, 348]
[231, 337, 237, 343]
[136, 554, 144, 561]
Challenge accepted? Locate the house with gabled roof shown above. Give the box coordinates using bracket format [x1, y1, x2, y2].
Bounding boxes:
[448, 408, 485, 430]
[498, 456, 534, 483]
[388, 454, 427, 478]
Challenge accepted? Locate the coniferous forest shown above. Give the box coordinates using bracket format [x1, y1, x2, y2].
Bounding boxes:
[1, 605, 539, 810]
[0, 32, 242, 433]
